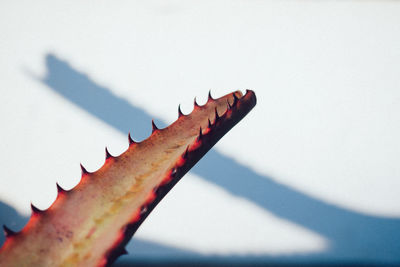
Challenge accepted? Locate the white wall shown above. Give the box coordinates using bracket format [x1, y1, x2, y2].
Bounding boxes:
[0, 0, 399, 265]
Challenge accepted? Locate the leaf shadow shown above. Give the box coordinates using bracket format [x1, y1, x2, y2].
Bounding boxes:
[4, 53, 398, 265]
[0, 202, 27, 246]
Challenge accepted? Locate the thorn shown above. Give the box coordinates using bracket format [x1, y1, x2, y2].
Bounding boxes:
[197, 127, 203, 141]
[227, 99, 232, 109]
[208, 118, 212, 128]
[214, 107, 220, 122]
[128, 132, 136, 145]
[122, 248, 128, 255]
[105, 147, 113, 159]
[194, 97, 200, 108]
[80, 163, 89, 175]
[152, 186, 159, 194]
[208, 90, 214, 102]
[140, 205, 148, 215]
[232, 93, 239, 106]
[182, 146, 189, 159]
[151, 120, 159, 133]
[178, 104, 184, 118]
[171, 168, 177, 177]
[31, 203, 42, 214]
[3, 225, 16, 237]
[56, 183, 66, 194]
[155, 186, 163, 195]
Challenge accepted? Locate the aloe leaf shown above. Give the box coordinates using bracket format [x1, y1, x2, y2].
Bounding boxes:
[0, 90, 256, 267]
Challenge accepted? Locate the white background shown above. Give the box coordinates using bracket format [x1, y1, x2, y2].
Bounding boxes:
[0, 0, 399, 265]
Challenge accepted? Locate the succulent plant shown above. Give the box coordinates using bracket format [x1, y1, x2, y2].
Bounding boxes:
[0, 90, 256, 267]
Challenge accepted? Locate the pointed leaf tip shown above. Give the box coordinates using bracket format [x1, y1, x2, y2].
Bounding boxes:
[80, 163, 89, 175]
[208, 90, 214, 102]
[56, 183, 66, 194]
[128, 132, 136, 145]
[30, 203, 42, 214]
[194, 97, 200, 108]
[227, 99, 232, 109]
[182, 146, 189, 159]
[3, 225, 16, 237]
[178, 104, 184, 118]
[105, 147, 113, 159]
[171, 168, 177, 177]
[151, 120, 159, 133]
[214, 107, 220, 122]
[140, 205, 148, 215]
[233, 93, 239, 106]
[197, 127, 203, 141]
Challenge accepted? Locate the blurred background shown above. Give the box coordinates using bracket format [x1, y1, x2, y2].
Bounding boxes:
[1, 0, 399, 266]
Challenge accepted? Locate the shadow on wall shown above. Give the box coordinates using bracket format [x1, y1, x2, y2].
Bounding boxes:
[0, 202, 27, 246]
[2, 53, 398, 266]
